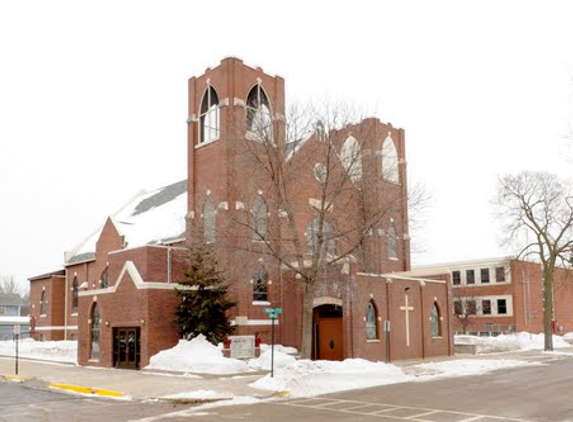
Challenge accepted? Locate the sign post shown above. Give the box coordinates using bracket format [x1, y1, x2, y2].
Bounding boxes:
[384, 320, 390, 364]
[13, 325, 20, 375]
[264, 307, 282, 378]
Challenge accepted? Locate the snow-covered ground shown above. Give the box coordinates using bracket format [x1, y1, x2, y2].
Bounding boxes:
[455, 332, 572, 354]
[0, 339, 77, 363]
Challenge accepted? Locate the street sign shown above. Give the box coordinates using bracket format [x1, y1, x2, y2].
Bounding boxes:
[264, 307, 282, 319]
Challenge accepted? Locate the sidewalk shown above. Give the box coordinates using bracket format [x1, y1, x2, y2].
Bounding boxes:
[0, 357, 271, 400]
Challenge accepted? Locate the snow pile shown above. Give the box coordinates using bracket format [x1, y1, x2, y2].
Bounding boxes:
[145, 335, 249, 374]
[412, 359, 531, 378]
[248, 349, 296, 371]
[562, 332, 573, 343]
[455, 332, 571, 354]
[260, 344, 298, 355]
[0, 339, 77, 363]
[250, 359, 412, 397]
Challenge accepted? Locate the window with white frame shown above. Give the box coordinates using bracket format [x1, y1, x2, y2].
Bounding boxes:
[382, 135, 399, 183]
[452, 271, 461, 285]
[480, 268, 490, 283]
[497, 299, 508, 315]
[466, 269, 475, 284]
[340, 136, 363, 183]
[495, 266, 506, 282]
[246, 84, 272, 141]
[199, 86, 220, 144]
[482, 299, 492, 315]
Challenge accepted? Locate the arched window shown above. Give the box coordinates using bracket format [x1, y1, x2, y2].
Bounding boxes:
[366, 301, 379, 340]
[203, 195, 216, 243]
[101, 268, 109, 289]
[252, 263, 268, 302]
[431, 302, 442, 337]
[90, 303, 100, 360]
[72, 276, 79, 314]
[382, 135, 399, 183]
[199, 86, 220, 144]
[388, 223, 398, 259]
[40, 290, 47, 315]
[340, 136, 362, 182]
[252, 194, 268, 241]
[306, 218, 335, 258]
[246, 84, 272, 141]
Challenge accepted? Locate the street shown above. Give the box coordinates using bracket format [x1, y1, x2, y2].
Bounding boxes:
[2, 354, 572, 421]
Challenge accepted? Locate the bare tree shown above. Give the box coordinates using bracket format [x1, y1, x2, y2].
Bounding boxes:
[452, 288, 480, 334]
[218, 102, 417, 358]
[495, 171, 573, 351]
[0, 275, 20, 295]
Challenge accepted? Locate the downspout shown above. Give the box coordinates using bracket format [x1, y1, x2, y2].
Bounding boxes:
[64, 270, 68, 340]
[385, 277, 391, 362]
[419, 282, 425, 360]
[167, 247, 172, 284]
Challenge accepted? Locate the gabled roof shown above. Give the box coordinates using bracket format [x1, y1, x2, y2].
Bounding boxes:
[66, 180, 187, 265]
[0, 293, 25, 306]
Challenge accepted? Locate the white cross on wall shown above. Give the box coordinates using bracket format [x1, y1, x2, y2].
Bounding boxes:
[400, 294, 414, 347]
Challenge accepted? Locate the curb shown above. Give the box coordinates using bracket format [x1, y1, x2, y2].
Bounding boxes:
[49, 382, 126, 398]
[2, 375, 27, 382]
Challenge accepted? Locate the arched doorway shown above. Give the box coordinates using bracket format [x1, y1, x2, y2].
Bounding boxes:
[312, 303, 343, 360]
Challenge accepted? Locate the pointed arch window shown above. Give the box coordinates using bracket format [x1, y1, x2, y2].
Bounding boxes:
[72, 276, 79, 314]
[366, 301, 379, 340]
[199, 86, 220, 144]
[431, 302, 442, 337]
[388, 223, 398, 259]
[101, 267, 109, 289]
[252, 194, 268, 241]
[90, 303, 100, 360]
[341, 136, 363, 182]
[203, 195, 216, 243]
[253, 263, 268, 302]
[246, 84, 272, 141]
[40, 290, 47, 316]
[306, 218, 335, 258]
[382, 135, 399, 183]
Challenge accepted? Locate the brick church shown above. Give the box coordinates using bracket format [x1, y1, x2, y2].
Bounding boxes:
[29, 58, 453, 369]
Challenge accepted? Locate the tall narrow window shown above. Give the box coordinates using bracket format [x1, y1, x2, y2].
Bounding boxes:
[252, 194, 268, 241]
[495, 266, 506, 282]
[199, 86, 220, 144]
[40, 290, 47, 315]
[452, 271, 461, 285]
[203, 195, 216, 243]
[366, 301, 378, 340]
[306, 218, 335, 258]
[340, 136, 363, 182]
[497, 299, 508, 315]
[466, 269, 475, 284]
[431, 303, 441, 337]
[101, 267, 109, 289]
[246, 84, 272, 141]
[90, 303, 100, 360]
[253, 263, 268, 302]
[382, 135, 399, 183]
[480, 268, 490, 284]
[482, 300, 492, 315]
[72, 276, 79, 314]
[387, 223, 398, 259]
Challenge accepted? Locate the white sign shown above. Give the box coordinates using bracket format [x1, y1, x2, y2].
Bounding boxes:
[13, 325, 21, 335]
[229, 335, 255, 359]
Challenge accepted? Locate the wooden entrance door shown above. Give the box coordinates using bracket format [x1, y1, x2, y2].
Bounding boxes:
[313, 305, 344, 361]
[113, 328, 140, 369]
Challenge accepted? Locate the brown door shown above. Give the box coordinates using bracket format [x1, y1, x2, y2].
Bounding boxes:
[317, 318, 344, 360]
[113, 328, 141, 369]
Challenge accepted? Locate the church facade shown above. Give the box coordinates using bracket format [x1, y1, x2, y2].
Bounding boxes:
[29, 57, 453, 368]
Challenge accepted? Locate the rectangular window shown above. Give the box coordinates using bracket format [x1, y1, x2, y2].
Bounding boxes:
[0, 306, 5, 315]
[497, 299, 508, 315]
[482, 300, 492, 315]
[480, 268, 490, 283]
[452, 271, 461, 285]
[496, 267, 506, 282]
[454, 300, 463, 315]
[466, 300, 477, 314]
[466, 269, 475, 285]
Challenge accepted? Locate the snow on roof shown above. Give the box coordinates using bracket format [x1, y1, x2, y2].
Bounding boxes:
[66, 180, 187, 265]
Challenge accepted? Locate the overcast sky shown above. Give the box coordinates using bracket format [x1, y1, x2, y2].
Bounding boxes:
[1, 1, 573, 291]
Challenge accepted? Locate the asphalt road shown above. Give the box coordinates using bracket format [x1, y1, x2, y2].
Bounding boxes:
[3, 354, 573, 422]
